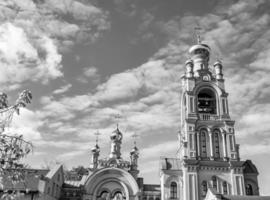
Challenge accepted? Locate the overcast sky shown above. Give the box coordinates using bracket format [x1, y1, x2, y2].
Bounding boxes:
[0, 0, 270, 195]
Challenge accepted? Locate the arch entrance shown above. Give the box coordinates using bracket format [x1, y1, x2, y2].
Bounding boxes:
[84, 168, 139, 200]
[97, 181, 126, 200]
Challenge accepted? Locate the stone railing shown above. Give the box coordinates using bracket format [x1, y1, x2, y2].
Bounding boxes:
[199, 113, 219, 121]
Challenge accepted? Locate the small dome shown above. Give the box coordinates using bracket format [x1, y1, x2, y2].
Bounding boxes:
[91, 144, 100, 152]
[214, 59, 222, 67]
[185, 59, 193, 65]
[188, 43, 211, 55]
[131, 146, 139, 153]
[110, 127, 123, 141]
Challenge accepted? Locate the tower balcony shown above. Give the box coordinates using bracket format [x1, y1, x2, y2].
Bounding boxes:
[199, 113, 219, 121]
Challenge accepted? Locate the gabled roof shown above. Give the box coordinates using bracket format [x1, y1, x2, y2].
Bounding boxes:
[46, 164, 63, 179]
[243, 160, 259, 174]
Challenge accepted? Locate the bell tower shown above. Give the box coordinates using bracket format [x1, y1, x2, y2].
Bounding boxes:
[179, 41, 237, 162]
[174, 33, 260, 200]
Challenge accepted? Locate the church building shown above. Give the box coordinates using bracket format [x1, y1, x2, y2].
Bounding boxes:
[1, 39, 270, 200]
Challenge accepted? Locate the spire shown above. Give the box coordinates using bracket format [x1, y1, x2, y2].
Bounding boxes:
[194, 26, 202, 44]
[114, 113, 121, 129]
[91, 130, 101, 169]
[94, 130, 100, 146]
[132, 133, 139, 148]
[188, 27, 211, 75]
[109, 126, 123, 159]
[130, 133, 139, 178]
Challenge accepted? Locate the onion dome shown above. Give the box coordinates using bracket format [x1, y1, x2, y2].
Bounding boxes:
[188, 43, 211, 73]
[91, 144, 100, 153]
[131, 146, 139, 154]
[110, 127, 123, 142]
[185, 59, 194, 78]
[214, 59, 223, 80]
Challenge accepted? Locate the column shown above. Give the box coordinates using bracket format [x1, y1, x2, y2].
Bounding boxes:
[222, 132, 228, 159]
[196, 132, 201, 159]
[232, 135, 236, 151]
[208, 130, 214, 159]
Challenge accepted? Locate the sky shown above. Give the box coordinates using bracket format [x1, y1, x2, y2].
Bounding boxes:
[0, 0, 270, 195]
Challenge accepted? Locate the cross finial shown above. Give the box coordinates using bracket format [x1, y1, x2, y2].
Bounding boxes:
[194, 26, 202, 44]
[114, 114, 122, 129]
[94, 130, 101, 145]
[216, 53, 223, 63]
[132, 133, 139, 147]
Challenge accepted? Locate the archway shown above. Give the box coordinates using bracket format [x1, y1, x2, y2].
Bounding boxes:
[84, 168, 139, 200]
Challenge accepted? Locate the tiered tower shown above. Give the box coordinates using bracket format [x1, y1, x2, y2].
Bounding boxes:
[160, 38, 259, 200]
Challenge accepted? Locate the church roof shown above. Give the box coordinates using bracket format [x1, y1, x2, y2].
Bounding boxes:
[45, 164, 62, 179]
[143, 184, 160, 192]
[160, 158, 181, 170]
[243, 160, 259, 174]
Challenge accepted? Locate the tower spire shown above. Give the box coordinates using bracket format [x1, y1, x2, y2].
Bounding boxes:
[94, 130, 100, 146]
[194, 26, 202, 44]
[132, 133, 139, 147]
[114, 113, 121, 129]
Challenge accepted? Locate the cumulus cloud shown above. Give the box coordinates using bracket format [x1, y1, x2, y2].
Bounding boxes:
[0, 23, 62, 89]
[53, 84, 72, 95]
[4, 108, 43, 142]
[0, 0, 110, 89]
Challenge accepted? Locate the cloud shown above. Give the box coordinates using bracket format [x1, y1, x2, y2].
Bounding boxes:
[77, 66, 100, 84]
[0, 0, 110, 89]
[53, 84, 72, 95]
[4, 108, 43, 142]
[0, 23, 62, 89]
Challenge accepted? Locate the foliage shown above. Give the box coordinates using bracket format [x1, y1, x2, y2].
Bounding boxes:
[0, 90, 33, 199]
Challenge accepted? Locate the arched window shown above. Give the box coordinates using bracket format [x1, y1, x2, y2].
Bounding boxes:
[100, 191, 109, 200]
[201, 181, 207, 196]
[246, 184, 253, 195]
[223, 181, 228, 194]
[213, 130, 220, 158]
[170, 182, 177, 199]
[200, 130, 207, 158]
[113, 192, 123, 200]
[212, 176, 217, 190]
[149, 197, 154, 200]
[197, 89, 216, 114]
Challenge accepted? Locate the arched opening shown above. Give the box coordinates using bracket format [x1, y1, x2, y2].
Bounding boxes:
[170, 182, 177, 199]
[212, 176, 217, 190]
[113, 191, 124, 200]
[100, 191, 110, 200]
[246, 184, 253, 195]
[223, 181, 228, 195]
[201, 181, 207, 197]
[213, 130, 220, 158]
[197, 88, 217, 114]
[200, 129, 207, 158]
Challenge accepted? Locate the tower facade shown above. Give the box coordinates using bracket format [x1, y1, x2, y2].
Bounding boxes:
[160, 40, 259, 200]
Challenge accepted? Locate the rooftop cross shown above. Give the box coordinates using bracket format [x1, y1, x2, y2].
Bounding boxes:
[94, 130, 101, 145]
[216, 53, 223, 63]
[114, 114, 122, 129]
[194, 26, 202, 44]
[132, 133, 139, 147]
